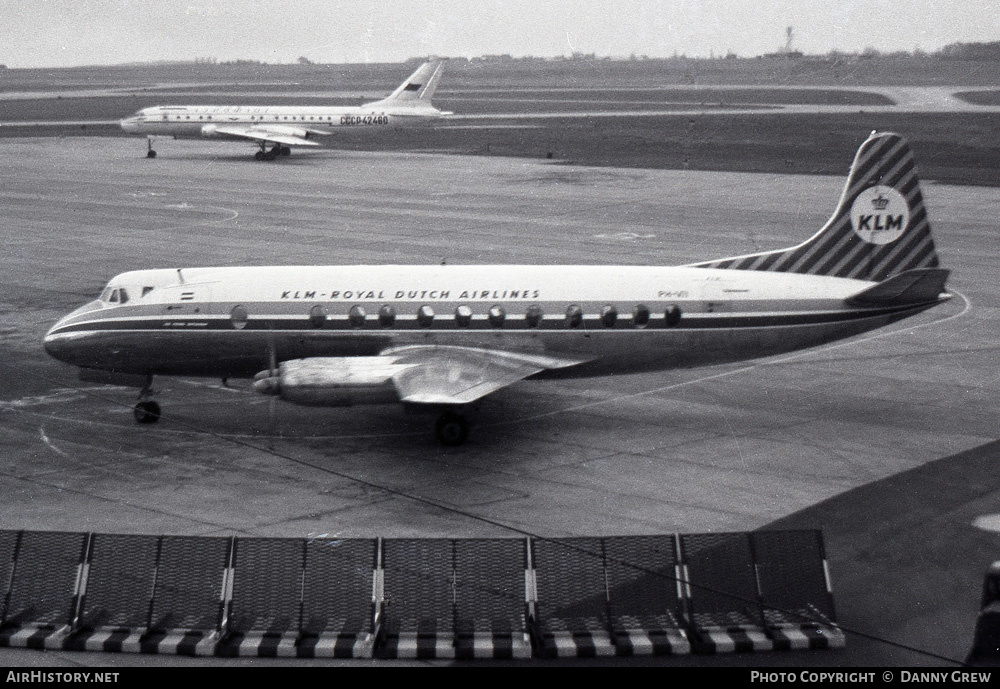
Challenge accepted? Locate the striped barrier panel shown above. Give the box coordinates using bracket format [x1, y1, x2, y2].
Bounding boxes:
[0, 529, 843, 659]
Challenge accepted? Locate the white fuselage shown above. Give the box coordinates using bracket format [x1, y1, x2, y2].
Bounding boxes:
[43, 264, 938, 380]
[120, 104, 441, 139]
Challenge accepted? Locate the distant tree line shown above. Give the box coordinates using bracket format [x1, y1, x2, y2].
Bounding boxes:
[936, 41, 1000, 60]
[117, 41, 1000, 68]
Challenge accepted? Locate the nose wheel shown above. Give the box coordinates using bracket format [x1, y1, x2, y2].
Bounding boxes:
[133, 376, 161, 423]
[133, 400, 161, 423]
[435, 411, 470, 446]
[145, 138, 157, 159]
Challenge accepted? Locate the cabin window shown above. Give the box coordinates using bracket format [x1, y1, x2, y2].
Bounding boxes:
[455, 305, 472, 327]
[525, 304, 543, 328]
[600, 305, 617, 328]
[417, 305, 434, 328]
[565, 304, 583, 328]
[633, 304, 650, 328]
[348, 305, 366, 328]
[230, 305, 248, 330]
[309, 305, 327, 328]
[488, 305, 505, 328]
[665, 304, 682, 327]
[378, 304, 396, 327]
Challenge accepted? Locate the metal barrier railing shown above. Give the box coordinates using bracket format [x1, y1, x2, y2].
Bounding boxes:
[0, 528, 842, 658]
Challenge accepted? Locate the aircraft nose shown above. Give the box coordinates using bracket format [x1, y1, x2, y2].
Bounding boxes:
[43, 327, 68, 361]
[120, 117, 139, 134]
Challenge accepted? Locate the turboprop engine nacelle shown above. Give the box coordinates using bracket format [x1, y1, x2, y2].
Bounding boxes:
[252, 357, 406, 407]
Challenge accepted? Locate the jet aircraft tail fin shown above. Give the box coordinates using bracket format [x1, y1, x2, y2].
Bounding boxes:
[693, 131, 941, 283]
[367, 59, 445, 108]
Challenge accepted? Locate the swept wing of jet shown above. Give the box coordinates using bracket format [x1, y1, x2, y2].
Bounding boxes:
[119, 60, 450, 160]
[45, 132, 951, 445]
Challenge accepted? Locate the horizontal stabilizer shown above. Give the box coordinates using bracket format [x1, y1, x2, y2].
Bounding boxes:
[846, 268, 950, 307]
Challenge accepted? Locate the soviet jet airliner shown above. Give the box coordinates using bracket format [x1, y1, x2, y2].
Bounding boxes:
[45, 132, 950, 445]
[119, 60, 450, 160]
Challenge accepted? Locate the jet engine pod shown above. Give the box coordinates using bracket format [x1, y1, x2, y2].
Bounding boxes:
[252, 357, 405, 407]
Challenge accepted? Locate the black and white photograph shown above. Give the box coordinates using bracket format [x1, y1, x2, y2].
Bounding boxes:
[1, 0, 999, 671]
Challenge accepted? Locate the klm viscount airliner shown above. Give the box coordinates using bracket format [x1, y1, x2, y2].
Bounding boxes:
[45, 132, 950, 445]
[120, 60, 450, 160]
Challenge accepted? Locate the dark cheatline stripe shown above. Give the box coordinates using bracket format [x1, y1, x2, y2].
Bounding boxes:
[48, 303, 932, 337]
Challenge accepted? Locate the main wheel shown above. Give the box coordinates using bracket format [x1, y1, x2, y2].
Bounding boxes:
[280, 146, 291, 156]
[435, 411, 469, 446]
[133, 400, 161, 424]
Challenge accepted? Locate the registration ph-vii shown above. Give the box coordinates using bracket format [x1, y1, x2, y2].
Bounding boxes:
[6, 672, 119, 683]
[750, 672, 993, 683]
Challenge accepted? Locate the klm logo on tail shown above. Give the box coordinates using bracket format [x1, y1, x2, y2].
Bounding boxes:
[850, 186, 910, 245]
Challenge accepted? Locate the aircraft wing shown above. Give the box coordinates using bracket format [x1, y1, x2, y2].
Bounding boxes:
[383, 345, 591, 405]
[208, 124, 325, 147]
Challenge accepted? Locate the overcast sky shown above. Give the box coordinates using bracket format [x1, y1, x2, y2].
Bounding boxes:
[2, 0, 998, 68]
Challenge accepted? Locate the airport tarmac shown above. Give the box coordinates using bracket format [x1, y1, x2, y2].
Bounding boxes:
[0, 137, 998, 666]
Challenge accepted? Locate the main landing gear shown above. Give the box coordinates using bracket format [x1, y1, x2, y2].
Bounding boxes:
[133, 376, 161, 424]
[254, 143, 291, 161]
[435, 410, 470, 447]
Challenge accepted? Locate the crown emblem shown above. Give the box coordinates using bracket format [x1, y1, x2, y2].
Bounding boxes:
[870, 194, 890, 210]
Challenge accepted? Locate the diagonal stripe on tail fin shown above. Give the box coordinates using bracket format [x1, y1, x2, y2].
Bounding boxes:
[692, 132, 940, 282]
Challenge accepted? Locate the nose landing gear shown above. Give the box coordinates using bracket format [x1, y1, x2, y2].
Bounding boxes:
[133, 376, 161, 424]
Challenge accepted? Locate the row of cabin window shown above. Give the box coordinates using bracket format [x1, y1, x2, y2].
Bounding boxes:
[168, 115, 341, 122]
[231, 303, 682, 329]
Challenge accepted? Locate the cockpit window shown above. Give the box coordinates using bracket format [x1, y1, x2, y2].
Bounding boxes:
[100, 285, 130, 305]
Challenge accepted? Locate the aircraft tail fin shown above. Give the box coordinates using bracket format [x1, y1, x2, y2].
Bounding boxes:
[693, 131, 941, 283]
[368, 59, 445, 108]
